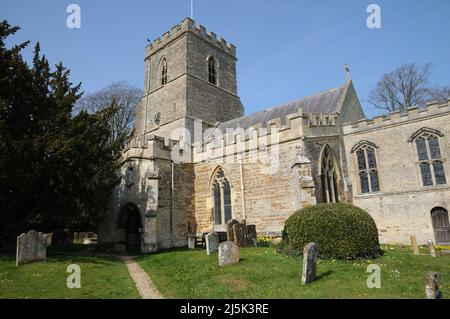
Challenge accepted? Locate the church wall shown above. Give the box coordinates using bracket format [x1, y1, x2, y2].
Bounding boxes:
[191, 137, 315, 236]
[343, 102, 450, 244]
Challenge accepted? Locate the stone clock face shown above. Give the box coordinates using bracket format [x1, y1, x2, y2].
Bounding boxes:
[154, 112, 161, 125]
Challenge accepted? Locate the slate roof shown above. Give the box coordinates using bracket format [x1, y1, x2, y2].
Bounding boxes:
[218, 84, 347, 130]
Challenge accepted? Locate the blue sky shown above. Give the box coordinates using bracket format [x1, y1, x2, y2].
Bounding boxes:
[2, 0, 450, 118]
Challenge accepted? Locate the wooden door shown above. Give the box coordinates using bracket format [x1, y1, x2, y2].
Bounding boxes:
[431, 207, 450, 245]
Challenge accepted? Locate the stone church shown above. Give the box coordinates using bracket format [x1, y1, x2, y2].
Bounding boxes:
[98, 18, 450, 253]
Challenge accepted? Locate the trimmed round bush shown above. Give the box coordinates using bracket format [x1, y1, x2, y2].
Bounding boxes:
[278, 203, 381, 259]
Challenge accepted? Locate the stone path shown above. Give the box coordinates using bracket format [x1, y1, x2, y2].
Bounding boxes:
[120, 255, 164, 299]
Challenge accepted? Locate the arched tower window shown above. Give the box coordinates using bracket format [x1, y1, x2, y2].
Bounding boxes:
[409, 128, 446, 187]
[320, 146, 340, 203]
[211, 168, 232, 227]
[352, 141, 380, 194]
[160, 58, 168, 86]
[208, 56, 217, 85]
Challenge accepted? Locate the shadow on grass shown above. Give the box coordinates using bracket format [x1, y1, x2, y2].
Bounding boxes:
[317, 270, 333, 280]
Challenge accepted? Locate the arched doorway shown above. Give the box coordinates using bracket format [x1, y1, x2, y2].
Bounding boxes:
[118, 203, 142, 254]
[431, 207, 450, 245]
[319, 145, 340, 203]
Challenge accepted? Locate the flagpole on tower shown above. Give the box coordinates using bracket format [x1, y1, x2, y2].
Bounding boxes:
[190, 0, 194, 20]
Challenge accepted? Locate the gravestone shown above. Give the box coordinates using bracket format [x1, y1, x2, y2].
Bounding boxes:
[218, 242, 240, 267]
[78, 232, 87, 241]
[226, 219, 239, 242]
[302, 243, 318, 285]
[246, 225, 258, 247]
[73, 232, 79, 242]
[16, 230, 47, 266]
[428, 240, 437, 258]
[205, 232, 219, 255]
[188, 236, 196, 250]
[410, 235, 420, 255]
[425, 272, 442, 299]
[233, 223, 249, 247]
[45, 233, 52, 246]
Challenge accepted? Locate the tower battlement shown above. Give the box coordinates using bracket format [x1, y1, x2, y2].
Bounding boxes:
[146, 18, 236, 58]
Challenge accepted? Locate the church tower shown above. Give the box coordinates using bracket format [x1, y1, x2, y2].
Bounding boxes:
[135, 18, 244, 140]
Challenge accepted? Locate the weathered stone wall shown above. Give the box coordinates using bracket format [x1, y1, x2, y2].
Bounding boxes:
[343, 102, 450, 244]
[98, 137, 174, 253]
[173, 164, 195, 245]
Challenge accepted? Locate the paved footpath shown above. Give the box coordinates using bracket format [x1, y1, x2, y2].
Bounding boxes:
[120, 255, 165, 299]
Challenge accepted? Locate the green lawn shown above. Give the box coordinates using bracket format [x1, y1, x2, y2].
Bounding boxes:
[136, 246, 450, 299]
[0, 246, 139, 299]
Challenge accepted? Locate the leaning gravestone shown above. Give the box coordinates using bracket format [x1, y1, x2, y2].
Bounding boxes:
[425, 272, 442, 299]
[16, 230, 47, 266]
[233, 223, 249, 247]
[226, 219, 239, 242]
[428, 240, 437, 258]
[218, 242, 240, 267]
[410, 235, 420, 255]
[302, 243, 318, 285]
[205, 232, 219, 255]
[246, 225, 258, 247]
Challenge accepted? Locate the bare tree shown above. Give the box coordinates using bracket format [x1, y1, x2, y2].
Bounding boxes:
[428, 85, 450, 103]
[76, 81, 142, 146]
[368, 63, 432, 113]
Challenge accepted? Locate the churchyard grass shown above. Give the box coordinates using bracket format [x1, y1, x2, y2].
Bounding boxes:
[0, 245, 139, 299]
[136, 245, 450, 299]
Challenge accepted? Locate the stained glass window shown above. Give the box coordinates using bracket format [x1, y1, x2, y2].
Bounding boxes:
[212, 168, 232, 226]
[320, 146, 340, 203]
[414, 131, 447, 187]
[355, 143, 380, 194]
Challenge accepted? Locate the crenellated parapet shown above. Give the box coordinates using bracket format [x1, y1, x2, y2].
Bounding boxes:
[342, 99, 450, 134]
[145, 18, 236, 58]
[122, 134, 180, 163]
[192, 111, 306, 159]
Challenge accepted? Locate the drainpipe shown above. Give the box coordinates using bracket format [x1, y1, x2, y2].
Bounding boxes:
[239, 159, 246, 221]
[171, 161, 175, 247]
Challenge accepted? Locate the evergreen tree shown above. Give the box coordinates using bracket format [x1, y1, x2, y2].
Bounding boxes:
[0, 20, 120, 244]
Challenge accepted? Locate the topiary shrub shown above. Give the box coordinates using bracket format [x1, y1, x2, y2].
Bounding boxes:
[278, 203, 381, 259]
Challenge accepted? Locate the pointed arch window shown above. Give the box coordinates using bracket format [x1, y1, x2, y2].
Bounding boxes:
[212, 168, 232, 226]
[409, 129, 446, 187]
[160, 58, 168, 86]
[208, 56, 217, 85]
[352, 142, 380, 194]
[320, 146, 340, 203]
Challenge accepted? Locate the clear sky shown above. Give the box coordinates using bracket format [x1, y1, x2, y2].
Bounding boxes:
[2, 0, 450, 118]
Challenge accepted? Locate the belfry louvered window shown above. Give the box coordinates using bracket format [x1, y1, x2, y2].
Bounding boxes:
[160, 58, 168, 86]
[208, 56, 217, 85]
